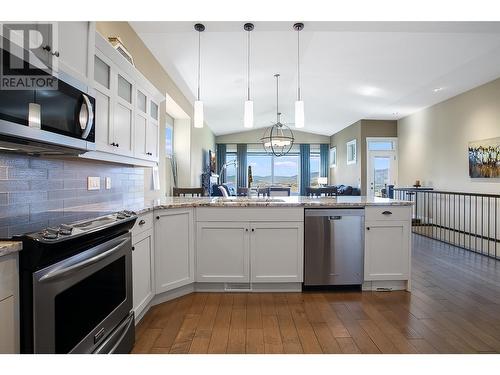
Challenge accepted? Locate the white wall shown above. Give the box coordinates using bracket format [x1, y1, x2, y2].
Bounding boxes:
[398, 77, 500, 193]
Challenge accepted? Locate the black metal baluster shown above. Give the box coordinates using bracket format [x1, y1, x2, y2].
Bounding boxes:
[453, 193, 456, 246]
[469, 196, 472, 250]
[481, 196, 484, 255]
[488, 197, 491, 257]
[475, 195, 478, 253]
[495, 197, 498, 259]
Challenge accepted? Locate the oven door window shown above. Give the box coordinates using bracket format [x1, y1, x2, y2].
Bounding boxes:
[54, 256, 126, 354]
[35, 80, 95, 142]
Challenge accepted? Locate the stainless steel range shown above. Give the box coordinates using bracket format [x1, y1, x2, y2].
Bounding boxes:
[17, 211, 137, 354]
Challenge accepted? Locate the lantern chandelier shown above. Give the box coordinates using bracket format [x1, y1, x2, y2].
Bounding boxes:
[260, 74, 295, 157]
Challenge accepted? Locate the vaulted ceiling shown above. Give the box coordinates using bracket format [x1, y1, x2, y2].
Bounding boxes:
[130, 22, 500, 136]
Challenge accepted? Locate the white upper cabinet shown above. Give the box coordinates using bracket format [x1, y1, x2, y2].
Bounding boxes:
[56, 22, 94, 84]
[93, 53, 115, 154]
[23, 22, 94, 89]
[91, 32, 164, 164]
[113, 72, 134, 157]
[134, 93, 159, 160]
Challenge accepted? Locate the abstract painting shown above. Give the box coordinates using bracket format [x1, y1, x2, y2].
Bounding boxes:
[468, 137, 500, 178]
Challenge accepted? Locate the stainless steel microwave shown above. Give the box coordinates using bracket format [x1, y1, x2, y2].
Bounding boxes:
[0, 47, 95, 155]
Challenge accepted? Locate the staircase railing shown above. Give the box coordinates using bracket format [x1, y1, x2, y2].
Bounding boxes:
[393, 187, 500, 259]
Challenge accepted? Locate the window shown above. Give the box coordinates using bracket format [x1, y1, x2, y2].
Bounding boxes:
[247, 144, 300, 195]
[347, 139, 357, 165]
[225, 145, 237, 188]
[165, 125, 173, 158]
[330, 146, 337, 168]
[368, 139, 395, 151]
[310, 145, 320, 188]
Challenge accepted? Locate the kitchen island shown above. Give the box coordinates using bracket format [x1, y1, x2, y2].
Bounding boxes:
[129, 196, 413, 322]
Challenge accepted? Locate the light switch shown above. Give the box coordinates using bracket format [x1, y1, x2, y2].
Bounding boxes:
[105, 177, 112, 190]
[87, 176, 100, 190]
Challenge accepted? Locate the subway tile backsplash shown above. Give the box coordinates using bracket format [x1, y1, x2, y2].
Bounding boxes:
[0, 153, 145, 238]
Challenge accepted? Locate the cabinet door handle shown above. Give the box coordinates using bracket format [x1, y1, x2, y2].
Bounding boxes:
[111, 142, 116, 146]
[382, 211, 393, 215]
[366, 227, 370, 231]
[156, 216, 160, 220]
[251, 228, 255, 232]
[132, 246, 135, 251]
[139, 219, 146, 226]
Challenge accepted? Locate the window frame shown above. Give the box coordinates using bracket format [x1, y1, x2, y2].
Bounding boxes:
[330, 146, 337, 168]
[346, 139, 357, 165]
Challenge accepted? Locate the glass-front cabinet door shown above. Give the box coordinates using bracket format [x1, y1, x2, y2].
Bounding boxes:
[93, 53, 115, 153]
[133, 89, 148, 159]
[113, 72, 134, 156]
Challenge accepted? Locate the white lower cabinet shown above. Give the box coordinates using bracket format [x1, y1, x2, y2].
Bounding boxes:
[0, 254, 18, 353]
[196, 222, 250, 282]
[196, 220, 304, 283]
[364, 219, 410, 281]
[131, 229, 154, 318]
[250, 222, 303, 282]
[0, 296, 16, 354]
[155, 209, 195, 293]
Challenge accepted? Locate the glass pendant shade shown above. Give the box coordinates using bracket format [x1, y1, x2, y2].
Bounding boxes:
[194, 100, 204, 128]
[295, 100, 304, 128]
[244, 100, 254, 128]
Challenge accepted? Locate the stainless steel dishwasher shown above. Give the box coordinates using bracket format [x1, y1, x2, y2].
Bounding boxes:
[304, 208, 364, 286]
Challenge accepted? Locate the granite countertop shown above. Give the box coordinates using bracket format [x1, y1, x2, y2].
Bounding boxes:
[151, 195, 413, 209]
[0, 241, 23, 257]
[0, 196, 411, 251]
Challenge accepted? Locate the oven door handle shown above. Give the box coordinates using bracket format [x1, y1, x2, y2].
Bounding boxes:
[80, 94, 94, 140]
[38, 238, 128, 283]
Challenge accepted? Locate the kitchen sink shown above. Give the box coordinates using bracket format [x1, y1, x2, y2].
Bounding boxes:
[213, 197, 286, 203]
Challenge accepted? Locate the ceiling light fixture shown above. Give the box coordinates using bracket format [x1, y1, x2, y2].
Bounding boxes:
[260, 74, 295, 157]
[294, 22, 305, 129]
[433, 87, 444, 93]
[243, 23, 254, 129]
[194, 23, 205, 128]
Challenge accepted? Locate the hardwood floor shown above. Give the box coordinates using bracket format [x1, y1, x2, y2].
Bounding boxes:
[132, 234, 500, 354]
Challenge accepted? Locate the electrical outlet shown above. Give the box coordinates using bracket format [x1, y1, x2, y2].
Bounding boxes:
[87, 176, 100, 191]
[105, 177, 112, 190]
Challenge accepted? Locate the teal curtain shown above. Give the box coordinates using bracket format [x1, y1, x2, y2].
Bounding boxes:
[216, 144, 226, 182]
[237, 144, 247, 188]
[300, 144, 310, 196]
[320, 144, 329, 181]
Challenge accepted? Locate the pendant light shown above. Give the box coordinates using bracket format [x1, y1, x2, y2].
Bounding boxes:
[194, 23, 205, 128]
[260, 74, 295, 157]
[293, 22, 304, 129]
[243, 23, 254, 128]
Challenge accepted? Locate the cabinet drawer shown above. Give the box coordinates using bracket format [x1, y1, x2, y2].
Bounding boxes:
[365, 206, 411, 222]
[0, 255, 17, 301]
[132, 212, 154, 238]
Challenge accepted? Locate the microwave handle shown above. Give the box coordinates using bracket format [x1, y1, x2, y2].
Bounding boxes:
[80, 94, 94, 140]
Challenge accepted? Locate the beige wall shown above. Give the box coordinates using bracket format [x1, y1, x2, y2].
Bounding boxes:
[329, 120, 397, 194]
[96, 22, 215, 197]
[215, 128, 330, 145]
[398, 77, 500, 194]
[330, 121, 362, 189]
